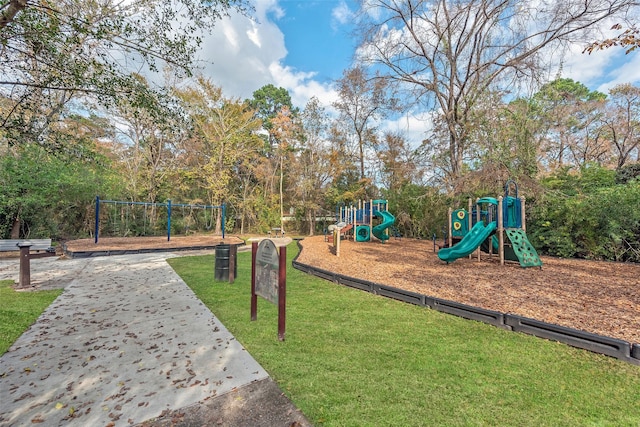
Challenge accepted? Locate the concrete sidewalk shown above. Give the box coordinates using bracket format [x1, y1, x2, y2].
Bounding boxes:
[0, 252, 309, 426]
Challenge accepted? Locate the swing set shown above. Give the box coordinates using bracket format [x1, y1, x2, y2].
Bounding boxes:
[94, 196, 226, 244]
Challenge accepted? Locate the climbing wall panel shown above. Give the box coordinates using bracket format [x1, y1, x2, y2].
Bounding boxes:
[505, 229, 543, 268]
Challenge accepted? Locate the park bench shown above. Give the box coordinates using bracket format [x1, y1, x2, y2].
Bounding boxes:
[0, 239, 56, 254]
[0, 239, 57, 288]
[269, 227, 284, 238]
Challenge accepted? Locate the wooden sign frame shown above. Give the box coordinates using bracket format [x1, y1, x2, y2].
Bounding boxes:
[251, 241, 286, 341]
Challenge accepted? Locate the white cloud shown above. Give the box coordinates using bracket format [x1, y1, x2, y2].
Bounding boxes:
[246, 20, 262, 48]
[331, 1, 353, 30]
[256, 0, 284, 20]
[598, 54, 640, 93]
[381, 111, 434, 149]
[561, 44, 616, 84]
[192, 0, 340, 110]
[541, 39, 640, 97]
[221, 20, 240, 52]
[195, 1, 286, 100]
[544, 19, 640, 94]
[268, 62, 338, 109]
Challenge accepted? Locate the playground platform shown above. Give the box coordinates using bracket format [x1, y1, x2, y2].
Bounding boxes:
[0, 248, 308, 426]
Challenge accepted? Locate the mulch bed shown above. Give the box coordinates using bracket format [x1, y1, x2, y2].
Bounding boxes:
[62, 235, 244, 254]
[296, 235, 640, 345]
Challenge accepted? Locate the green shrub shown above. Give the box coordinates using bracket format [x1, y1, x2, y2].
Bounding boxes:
[528, 165, 640, 261]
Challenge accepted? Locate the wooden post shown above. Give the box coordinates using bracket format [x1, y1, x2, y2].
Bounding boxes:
[385, 200, 390, 240]
[369, 199, 373, 240]
[355, 201, 361, 244]
[498, 196, 504, 265]
[228, 244, 237, 284]
[447, 207, 452, 248]
[278, 246, 286, 341]
[18, 242, 31, 289]
[352, 206, 356, 235]
[251, 242, 258, 321]
[521, 196, 527, 232]
[468, 198, 473, 259]
[476, 198, 481, 261]
[334, 228, 340, 257]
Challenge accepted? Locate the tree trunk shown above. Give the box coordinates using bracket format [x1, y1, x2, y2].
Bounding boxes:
[215, 209, 222, 236]
[307, 208, 315, 236]
[449, 132, 463, 181]
[10, 217, 20, 239]
[358, 132, 365, 179]
[279, 155, 285, 233]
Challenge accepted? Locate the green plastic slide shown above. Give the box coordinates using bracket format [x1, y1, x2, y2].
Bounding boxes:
[372, 210, 395, 241]
[437, 221, 497, 263]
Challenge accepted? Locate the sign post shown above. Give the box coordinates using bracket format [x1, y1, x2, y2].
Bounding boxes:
[251, 240, 287, 341]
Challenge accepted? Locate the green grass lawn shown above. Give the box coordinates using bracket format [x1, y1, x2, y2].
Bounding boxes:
[0, 280, 62, 355]
[168, 244, 640, 427]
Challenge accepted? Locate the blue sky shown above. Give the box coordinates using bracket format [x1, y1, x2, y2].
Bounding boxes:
[196, 0, 640, 145]
[272, 1, 357, 84]
[197, 0, 358, 108]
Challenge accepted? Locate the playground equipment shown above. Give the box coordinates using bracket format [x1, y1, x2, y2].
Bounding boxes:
[335, 199, 396, 243]
[94, 196, 226, 243]
[438, 180, 542, 268]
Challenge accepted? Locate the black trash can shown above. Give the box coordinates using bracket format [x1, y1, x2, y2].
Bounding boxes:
[214, 244, 237, 282]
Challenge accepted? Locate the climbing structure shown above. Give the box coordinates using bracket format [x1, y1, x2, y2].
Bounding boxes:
[336, 199, 395, 243]
[504, 229, 541, 268]
[442, 180, 542, 268]
[498, 180, 542, 268]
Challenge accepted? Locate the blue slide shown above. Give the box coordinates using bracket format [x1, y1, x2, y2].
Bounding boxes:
[437, 221, 497, 263]
[372, 210, 395, 241]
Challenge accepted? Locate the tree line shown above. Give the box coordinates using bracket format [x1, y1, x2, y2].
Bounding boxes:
[1, 0, 639, 262]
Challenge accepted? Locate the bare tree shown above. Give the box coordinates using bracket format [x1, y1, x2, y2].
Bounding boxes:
[1, 0, 249, 148]
[333, 66, 397, 181]
[603, 83, 640, 169]
[355, 0, 636, 186]
[376, 132, 420, 192]
[565, 100, 609, 168]
[296, 97, 333, 235]
[271, 106, 303, 233]
[533, 79, 607, 171]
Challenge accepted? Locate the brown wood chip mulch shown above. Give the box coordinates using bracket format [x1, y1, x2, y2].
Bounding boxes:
[296, 235, 640, 345]
[63, 236, 244, 252]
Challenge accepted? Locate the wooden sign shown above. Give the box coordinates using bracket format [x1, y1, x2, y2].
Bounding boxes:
[251, 240, 287, 341]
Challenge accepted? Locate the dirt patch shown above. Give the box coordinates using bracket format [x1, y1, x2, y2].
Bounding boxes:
[296, 235, 640, 345]
[139, 378, 311, 427]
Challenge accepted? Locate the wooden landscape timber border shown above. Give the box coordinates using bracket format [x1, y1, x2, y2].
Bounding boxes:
[292, 242, 640, 366]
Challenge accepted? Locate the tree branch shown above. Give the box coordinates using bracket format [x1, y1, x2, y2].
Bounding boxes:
[0, 0, 28, 31]
[0, 80, 128, 95]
